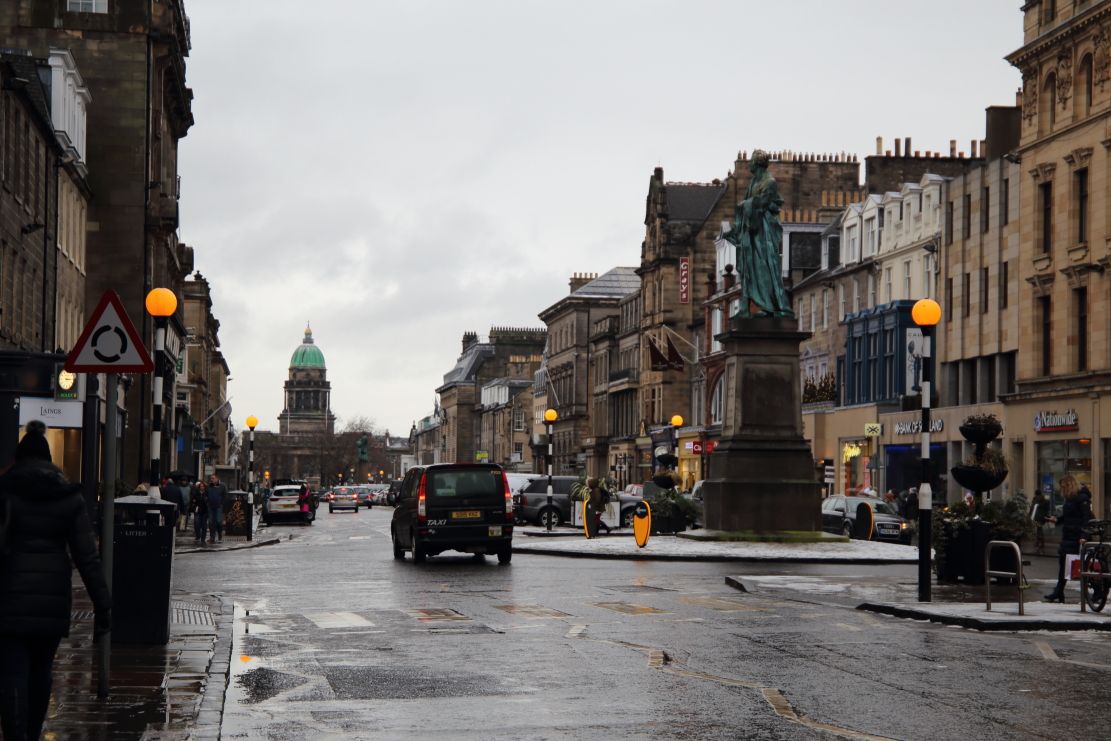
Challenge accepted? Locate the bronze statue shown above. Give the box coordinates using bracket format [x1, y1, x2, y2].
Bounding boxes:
[724, 150, 794, 318]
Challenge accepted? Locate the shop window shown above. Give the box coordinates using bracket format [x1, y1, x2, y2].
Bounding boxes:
[1037, 439, 1091, 517]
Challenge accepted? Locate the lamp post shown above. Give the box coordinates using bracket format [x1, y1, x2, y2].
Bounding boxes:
[246, 415, 257, 514]
[145, 287, 177, 495]
[544, 408, 558, 531]
[912, 298, 942, 602]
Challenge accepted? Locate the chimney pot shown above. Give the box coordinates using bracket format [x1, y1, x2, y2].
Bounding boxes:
[905, 136, 912, 156]
[971, 140, 978, 158]
[894, 138, 902, 157]
[950, 139, 957, 157]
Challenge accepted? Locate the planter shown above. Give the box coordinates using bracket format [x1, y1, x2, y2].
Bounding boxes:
[959, 422, 1002, 447]
[652, 474, 677, 489]
[936, 520, 1024, 585]
[650, 511, 687, 534]
[950, 464, 1007, 493]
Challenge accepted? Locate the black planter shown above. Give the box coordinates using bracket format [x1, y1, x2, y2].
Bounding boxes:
[959, 422, 1002, 447]
[652, 474, 677, 489]
[950, 464, 1008, 493]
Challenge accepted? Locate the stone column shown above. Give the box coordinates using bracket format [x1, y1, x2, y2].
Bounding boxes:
[702, 317, 822, 532]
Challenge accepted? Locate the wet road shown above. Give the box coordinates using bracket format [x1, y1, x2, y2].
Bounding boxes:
[174, 507, 1111, 740]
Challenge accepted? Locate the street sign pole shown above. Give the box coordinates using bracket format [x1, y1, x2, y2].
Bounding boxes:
[97, 373, 118, 699]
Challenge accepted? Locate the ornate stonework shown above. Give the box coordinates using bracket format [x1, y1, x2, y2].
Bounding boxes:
[1057, 48, 1073, 107]
[1063, 146, 1094, 168]
[1095, 26, 1110, 91]
[1028, 162, 1057, 182]
[1023, 68, 1038, 124]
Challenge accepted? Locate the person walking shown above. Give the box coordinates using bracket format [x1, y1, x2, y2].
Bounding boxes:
[176, 477, 192, 534]
[191, 481, 209, 545]
[206, 474, 228, 543]
[585, 477, 611, 537]
[0, 421, 112, 740]
[1044, 475, 1093, 602]
[160, 477, 184, 532]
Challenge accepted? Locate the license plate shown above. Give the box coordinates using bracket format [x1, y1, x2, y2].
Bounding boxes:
[488, 526, 502, 537]
[273, 502, 296, 511]
[452, 510, 481, 519]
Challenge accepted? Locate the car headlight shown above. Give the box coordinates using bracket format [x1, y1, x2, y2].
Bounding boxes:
[900, 521, 908, 529]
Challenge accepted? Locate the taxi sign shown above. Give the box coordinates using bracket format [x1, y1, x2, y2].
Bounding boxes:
[65, 290, 153, 373]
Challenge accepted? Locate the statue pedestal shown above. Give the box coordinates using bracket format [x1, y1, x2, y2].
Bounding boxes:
[702, 317, 821, 532]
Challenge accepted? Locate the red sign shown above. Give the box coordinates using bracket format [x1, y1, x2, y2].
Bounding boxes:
[679, 257, 690, 304]
[65, 290, 153, 373]
[691, 440, 717, 455]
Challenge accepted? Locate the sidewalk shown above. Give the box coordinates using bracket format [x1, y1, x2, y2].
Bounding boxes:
[175, 509, 280, 554]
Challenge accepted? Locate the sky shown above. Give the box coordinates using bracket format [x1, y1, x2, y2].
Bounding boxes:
[177, 0, 1023, 437]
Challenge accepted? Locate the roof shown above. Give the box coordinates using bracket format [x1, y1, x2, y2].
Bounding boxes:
[290, 325, 326, 369]
[571, 266, 640, 299]
[1, 53, 54, 141]
[440, 342, 496, 388]
[665, 183, 726, 222]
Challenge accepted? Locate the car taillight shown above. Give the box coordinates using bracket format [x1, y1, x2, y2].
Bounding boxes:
[352, 494, 358, 500]
[417, 472, 427, 523]
[502, 471, 513, 521]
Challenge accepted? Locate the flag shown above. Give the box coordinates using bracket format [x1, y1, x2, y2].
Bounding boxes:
[647, 336, 670, 371]
[665, 335, 685, 370]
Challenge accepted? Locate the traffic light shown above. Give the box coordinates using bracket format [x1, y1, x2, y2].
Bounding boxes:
[356, 435, 369, 462]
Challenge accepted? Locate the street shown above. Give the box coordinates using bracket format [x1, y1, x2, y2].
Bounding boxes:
[171, 508, 1111, 740]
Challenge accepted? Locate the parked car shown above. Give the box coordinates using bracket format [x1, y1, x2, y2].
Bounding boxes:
[329, 486, 360, 514]
[386, 479, 403, 506]
[263, 484, 315, 525]
[821, 495, 910, 544]
[391, 463, 513, 563]
[366, 483, 389, 505]
[515, 476, 647, 528]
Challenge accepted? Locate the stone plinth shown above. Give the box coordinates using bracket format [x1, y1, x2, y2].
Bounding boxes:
[702, 316, 821, 532]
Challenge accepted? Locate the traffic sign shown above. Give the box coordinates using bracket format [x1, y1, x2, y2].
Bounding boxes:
[65, 290, 153, 373]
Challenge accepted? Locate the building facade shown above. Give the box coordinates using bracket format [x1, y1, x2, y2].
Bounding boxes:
[179, 272, 231, 478]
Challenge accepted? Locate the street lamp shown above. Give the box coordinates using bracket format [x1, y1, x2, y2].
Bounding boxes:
[145, 287, 177, 495]
[911, 297, 942, 602]
[544, 408, 558, 531]
[246, 415, 258, 542]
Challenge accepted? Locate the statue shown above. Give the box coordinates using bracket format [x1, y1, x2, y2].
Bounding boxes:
[724, 150, 794, 318]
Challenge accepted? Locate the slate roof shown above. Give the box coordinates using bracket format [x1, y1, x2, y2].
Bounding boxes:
[440, 342, 495, 388]
[571, 266, 640, 299]
[665, 183, 726, 223]
[1, 53, 54, 137]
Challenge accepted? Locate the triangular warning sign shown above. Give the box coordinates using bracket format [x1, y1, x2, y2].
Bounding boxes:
[65, 290, 154, 373]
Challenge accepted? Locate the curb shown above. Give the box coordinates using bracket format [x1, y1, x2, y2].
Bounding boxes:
[511, 544, 916, 564]
[856, 601, 1111, 632]
[177, 537, 281, 554]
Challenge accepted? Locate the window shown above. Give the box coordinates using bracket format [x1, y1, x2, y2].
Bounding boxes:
[962, 273, 971, 318]
[709, 377, 724, 425]
[962, 193, 972, 239]
[1040, 182, 1053, 253]
[822, 288, 829, 329]
[1000, 261, 1009, 309]
[922, 254, 931, 298]
[1002, 178, 1010, 225]
[1078, 54, 1093, 117]
[852, 278, 860, 313]
[867, 273, 876, 308]
[981, 187, 989, 233]
[865, 218, 877, 256]
[945, 201, 954, 244]
[903, 260, 912, 299]
[980, 267, 989, 314]
[946, 278, 953, 322]
[884, 267, 892, 303]
[67, 0, 106, 11]
[1043, 0, 1056, 23]
[1040, 296, 1052, 376]
[1076, 168, 1089, 244]
[838, 284, 846, 320]
[847, 225, 859, 262]
[810, 294, 816, 332]
[797, 299, 804, 330]
[1043, 74, 1057, 131]
[513, 407, 525, 431]
[1076, 287, 1088, 372]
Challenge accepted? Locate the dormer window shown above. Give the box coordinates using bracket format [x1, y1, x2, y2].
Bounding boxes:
[67, 0, 106, 11]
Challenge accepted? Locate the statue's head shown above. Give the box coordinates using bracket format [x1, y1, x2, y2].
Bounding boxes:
[750, 149, 770, 172]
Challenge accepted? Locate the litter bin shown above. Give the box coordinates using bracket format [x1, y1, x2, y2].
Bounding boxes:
[112, 495, 177, 645]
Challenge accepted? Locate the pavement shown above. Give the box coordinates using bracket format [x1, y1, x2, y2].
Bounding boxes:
[40, 519, 1111, 738]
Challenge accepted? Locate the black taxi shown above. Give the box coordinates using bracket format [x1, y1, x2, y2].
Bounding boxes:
[391, 463, 514, 564]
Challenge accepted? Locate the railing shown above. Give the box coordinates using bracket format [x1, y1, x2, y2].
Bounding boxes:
[985, 540, 1028, 615]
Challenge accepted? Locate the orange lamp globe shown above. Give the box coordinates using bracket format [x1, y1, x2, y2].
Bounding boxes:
[544, 408, 558, 423]
[670, 414, 684, 428]
[246, 415, 258, 430]
[145, 287, 178, 317]
[911, 298, 942, 327]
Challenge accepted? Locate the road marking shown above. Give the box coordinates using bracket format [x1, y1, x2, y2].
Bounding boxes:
[835, 622, 862, 632]
[348, 535, 370, 540]
[304, 611, 374, 629]
[1034, 641, 1060, 661]
[566, 624, 587, 638]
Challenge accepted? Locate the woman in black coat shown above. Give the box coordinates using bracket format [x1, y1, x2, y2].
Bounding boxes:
[0, 421, 112, 740]
[1044, 474, 1093, 602]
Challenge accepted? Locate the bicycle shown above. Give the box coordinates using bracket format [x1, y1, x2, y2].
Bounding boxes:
[1080, 519, 1111, 612]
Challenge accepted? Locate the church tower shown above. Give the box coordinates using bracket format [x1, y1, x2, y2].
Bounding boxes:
[280, 324, 336, 436]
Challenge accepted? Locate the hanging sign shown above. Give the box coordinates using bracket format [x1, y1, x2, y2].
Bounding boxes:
[679, 257, 690, 304]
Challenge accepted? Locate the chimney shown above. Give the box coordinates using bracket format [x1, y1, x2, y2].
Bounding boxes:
[894, 138, 902, 157]
[569, 272, 594, 293]
[905, 136, 912, 157]
[950, 139, 957, 157]
[653, 166, 664, 182]
[462, 331, 478, 353]
[876, 137, 883, 155]
[971, 140, 978, 158]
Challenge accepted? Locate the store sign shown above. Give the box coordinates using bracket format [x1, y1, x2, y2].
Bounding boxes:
[1034, 409, 1079, 433]
[863, 423, 882, 436]
[894, 418, 944, 436]
[18, 397, 83, 429]
[474, 450, 489, 462]
[689, 440, 717, 455]
[679, 257, 690, 304]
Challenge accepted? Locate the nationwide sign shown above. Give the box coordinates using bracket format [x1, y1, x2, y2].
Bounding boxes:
[679, 257, 690, 304]
[894, 418, 944, 435]
[1034, 409, 1079, 433]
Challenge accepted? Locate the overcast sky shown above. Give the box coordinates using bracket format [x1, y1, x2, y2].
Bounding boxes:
[177, 0, 1022, 436]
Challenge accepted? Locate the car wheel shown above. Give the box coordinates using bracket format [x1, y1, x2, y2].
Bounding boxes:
[621, 508, 635, 528]
[329, 506, 334, 514]
[539, 508, 561, 528]
[392, 529, 404, 560]
[473, 552, 485, 562]
[413, 539, 427, 564]
[497, 546, 512, 564]
[842, 522, 853, 539]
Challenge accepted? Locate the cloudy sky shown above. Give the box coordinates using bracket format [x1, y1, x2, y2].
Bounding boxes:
[178, 0, 1022, 436]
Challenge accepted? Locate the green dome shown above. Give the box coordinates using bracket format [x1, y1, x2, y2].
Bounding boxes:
[290, 325, 326, 368]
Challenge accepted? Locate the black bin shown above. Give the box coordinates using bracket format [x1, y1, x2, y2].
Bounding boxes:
[111, 495, 177, 645]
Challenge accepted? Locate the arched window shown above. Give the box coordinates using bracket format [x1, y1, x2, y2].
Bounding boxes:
[1042, 73, 1057, 133]
[710, 376, 724, 425]
[1078, 54, 1093, 117]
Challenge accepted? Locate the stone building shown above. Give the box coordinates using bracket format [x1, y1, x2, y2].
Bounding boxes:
[280, 325, 335, 436]
[538, 269, 638, 476]
[436, 327, 546, 465]
[477, 379, 533, 472]
[1004, 0, 1111, 520]
[179, 272, 231, 477]
[588, 288, 642, 487]
[0, 0, 197, 484]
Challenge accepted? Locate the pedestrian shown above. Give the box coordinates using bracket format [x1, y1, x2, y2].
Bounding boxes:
[1044, 474, 1092, 602]
[192, 481, 209, 544]
[176, 477, 192, 534]
[0, 421, 112, 740]
[901, 487, 918, 521]
[585, 477, 611, 536]
[882, 489, 898, 509]
[1030, 489, 1048, 556]
[206, 474, 227, 543]
[160, 476, 184, 530]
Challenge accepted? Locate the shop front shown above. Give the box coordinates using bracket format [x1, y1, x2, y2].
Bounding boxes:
[879, 412, 949, 505]
[1005, 401, 1096, 519]
[803, 403, 879, 496]
[676, 429, 713, 492]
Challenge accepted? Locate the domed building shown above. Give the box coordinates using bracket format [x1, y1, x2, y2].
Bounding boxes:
[280, 325, 336, 436]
